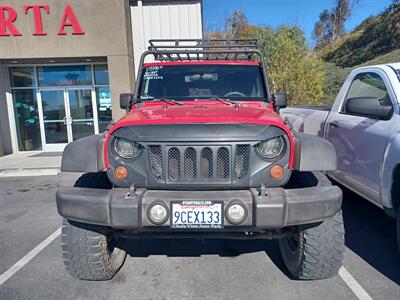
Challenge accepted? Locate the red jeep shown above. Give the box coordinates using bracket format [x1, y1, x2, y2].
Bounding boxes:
[56, 39, 345, 281]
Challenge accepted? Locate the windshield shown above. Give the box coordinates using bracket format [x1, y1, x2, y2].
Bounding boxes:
[139, 65, 267, 101]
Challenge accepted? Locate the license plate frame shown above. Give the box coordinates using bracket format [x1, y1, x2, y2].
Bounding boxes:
[170, 200, 224, 229]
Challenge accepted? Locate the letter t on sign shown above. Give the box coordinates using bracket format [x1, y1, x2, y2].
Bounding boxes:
[0, 6, 22, 36]
[24, 5, 49, 36]
[58, 5, 84, 35]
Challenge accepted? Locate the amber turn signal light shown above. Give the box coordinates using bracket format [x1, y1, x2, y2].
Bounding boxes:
[114, 165, 128, 181]
[270, 165, 284, 180]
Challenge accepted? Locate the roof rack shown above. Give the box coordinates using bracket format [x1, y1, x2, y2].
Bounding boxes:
[148, 39, 258, 50]
[146, 39, 261, 62]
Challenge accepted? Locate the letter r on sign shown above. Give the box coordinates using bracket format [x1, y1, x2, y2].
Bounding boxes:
[0, 6, 22, 36]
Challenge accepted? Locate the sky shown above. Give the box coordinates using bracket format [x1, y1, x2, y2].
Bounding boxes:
[203, 0, 393, 45]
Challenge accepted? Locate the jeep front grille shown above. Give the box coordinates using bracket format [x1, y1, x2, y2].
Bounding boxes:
[148, 144, 250, 184]
[149, 145, 164, 180]
[234, 145, 250, 179]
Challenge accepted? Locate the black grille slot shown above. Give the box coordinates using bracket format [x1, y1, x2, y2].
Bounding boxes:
[201, 147, 213, 179]
[149, 145, 164, 180]
[184, 147, 197, 180]
[168, 147, 181, 180]
[217, 147, 230, 180]
[234, 145, 250, 179]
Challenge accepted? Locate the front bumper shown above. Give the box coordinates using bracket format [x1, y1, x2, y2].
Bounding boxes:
[56, 186, 342, 229]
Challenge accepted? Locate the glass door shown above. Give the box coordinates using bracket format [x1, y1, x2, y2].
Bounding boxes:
[38, 89, 69, 152]
[38, 88, 99, 152]
[67, 88, 98, 141]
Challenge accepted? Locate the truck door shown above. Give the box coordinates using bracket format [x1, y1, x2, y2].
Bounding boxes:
[325, 69, 397, 206]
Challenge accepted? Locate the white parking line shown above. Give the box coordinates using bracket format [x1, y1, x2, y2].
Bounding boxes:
[339, 266, 373, 300]
[0, 227, 61, 286]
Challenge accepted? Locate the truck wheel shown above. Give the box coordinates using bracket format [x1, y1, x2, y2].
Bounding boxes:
[279, 171, 345, 280]
[61, 172, 126, 280]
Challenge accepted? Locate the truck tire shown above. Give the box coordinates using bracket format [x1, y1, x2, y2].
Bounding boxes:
[61, 172, 126, 280]
[279, 171, 345, 280]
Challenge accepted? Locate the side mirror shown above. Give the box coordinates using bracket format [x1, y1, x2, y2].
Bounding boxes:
[120, 93, 134, 110]
[345, 97, 392, 120]
[273, 92, 288, 111]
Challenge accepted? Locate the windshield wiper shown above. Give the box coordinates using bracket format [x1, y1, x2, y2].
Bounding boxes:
[145, 98, 186, 106]
[208, 97, 241, 107]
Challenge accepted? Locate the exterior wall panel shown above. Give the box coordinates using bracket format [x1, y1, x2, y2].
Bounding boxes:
[131, 0, 203, 74]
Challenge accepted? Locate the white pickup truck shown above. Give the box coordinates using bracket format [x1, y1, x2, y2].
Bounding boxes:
[282, 63, 400, 251]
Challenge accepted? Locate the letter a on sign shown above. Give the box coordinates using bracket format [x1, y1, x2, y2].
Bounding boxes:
[0, 6, 22, 36]
[58, 5, 84, 35]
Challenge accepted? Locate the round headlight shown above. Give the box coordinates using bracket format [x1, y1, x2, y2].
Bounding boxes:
[147, 202, 169, 225]
[256, 136, 285, 159]
[114, 138, 141, 159]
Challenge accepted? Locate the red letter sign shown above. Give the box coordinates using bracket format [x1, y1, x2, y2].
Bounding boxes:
[58, 5, 84, 35]
[0, 6, 22, 36]
[24, 5, 49, 36]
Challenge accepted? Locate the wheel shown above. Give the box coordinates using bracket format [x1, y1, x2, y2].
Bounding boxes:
[279, 171, 345, 280]
[61, 172, 126, 281]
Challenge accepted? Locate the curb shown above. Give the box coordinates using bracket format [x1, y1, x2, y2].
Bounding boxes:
[0, 168, 61, 177]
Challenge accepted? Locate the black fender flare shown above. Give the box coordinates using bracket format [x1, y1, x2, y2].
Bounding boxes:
[61, 134, 106, 172]
[293, 133, 337, 171]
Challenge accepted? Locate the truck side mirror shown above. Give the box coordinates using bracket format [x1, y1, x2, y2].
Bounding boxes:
[345, 97, 393, 120]
[120, 93, 134, 110]
[273, 92, 288, 111]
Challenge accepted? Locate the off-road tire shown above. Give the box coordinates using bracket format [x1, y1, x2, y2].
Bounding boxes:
[279, 171, 345, 280]
[61, 172, 126, 281]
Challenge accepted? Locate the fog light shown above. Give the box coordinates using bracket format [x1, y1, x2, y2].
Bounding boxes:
[114, 165, 128, 181]
[147, 202, 169, 225]
[226, 202, 247, 225]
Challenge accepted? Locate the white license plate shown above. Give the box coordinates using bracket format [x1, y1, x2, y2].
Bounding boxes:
[171, 201, 223, 229]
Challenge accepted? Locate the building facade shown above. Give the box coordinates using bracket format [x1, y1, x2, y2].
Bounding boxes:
[0, 0, 202, 155]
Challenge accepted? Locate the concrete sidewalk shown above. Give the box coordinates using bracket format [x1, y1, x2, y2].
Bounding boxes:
[0, 152, 61, 177]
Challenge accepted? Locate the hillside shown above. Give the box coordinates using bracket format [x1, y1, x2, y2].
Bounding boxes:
[321, 1, 400, 68]
[322, 49, 400, 105]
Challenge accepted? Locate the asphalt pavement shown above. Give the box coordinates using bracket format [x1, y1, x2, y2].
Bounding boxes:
[0, 173, 399, 300]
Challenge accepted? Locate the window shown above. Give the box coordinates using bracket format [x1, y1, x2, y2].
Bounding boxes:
[37, 65, 92, 86]
[12, 89, 42, 151]
[10, 67, 35, 88]
[342, 72, 393, 117]
[94, 64, 109, 85]
[345, 72, 391, 107]
[96, 86, 112, 132]
[139, 65, 267, 100]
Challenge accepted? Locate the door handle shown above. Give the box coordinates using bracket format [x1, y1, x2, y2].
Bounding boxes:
[328, 121, 339, 128]
[63, 117, 67, 125]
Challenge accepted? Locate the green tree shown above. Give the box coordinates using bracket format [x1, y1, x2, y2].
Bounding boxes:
[253, 26, 325, 105]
